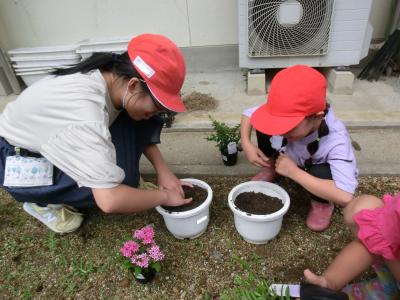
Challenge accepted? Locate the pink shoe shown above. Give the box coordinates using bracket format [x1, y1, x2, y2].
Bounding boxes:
[251, 166, 276, 182]
[306, 200, 334, 232]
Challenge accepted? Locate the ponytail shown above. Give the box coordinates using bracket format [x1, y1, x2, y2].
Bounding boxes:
[52, 52, 154, 98]
[51, 52, 143, 82]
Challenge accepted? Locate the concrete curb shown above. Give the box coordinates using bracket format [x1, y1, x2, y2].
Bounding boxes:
[140, 128, 400, 176]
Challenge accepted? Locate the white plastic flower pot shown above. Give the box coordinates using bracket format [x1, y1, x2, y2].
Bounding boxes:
[228, 181, 290, 244]
[155, 178, 213, 239]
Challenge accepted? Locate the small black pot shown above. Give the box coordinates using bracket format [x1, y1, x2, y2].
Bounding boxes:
[221, 151, 238, 166]
[131, 268, 157, 284]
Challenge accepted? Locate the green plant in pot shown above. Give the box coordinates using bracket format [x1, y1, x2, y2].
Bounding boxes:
[206, 115, 240, 166]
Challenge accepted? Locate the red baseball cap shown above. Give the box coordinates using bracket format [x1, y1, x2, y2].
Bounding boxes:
[128, 34, 186, 112]
[251, 65, 326, 135]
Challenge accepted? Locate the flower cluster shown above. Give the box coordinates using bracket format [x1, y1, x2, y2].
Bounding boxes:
[120, 226, 165, 271]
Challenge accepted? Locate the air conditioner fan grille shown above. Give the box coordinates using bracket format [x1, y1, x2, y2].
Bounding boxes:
[248, 0, 334, 57]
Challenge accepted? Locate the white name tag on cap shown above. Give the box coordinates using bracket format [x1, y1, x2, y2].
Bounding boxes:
[3, 155, 53, 187]
[133, 56, 155, 78]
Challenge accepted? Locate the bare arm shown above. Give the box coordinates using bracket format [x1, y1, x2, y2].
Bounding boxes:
[290, 168, 353, 206]
[305, 239, 374, 290]
[91, 144, 192, 214]
[240, 115, 270, 168]
[276, 154, 353, 206]
[92, 185, 165, 213]
[143, 143, 185, 195]
[240, 115, 253, 146]
[92, 184, 190, 214]
[143, 144, 170, 174]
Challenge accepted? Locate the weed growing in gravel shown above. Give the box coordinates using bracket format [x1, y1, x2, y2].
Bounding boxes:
[46, 232, 59, 255]
[217, 255, 290, 300]
[71, 259, 96, 279]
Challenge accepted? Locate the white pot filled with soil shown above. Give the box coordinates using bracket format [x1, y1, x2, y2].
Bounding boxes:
[155, 178, 213, 239]
[228, 181, 290, 244]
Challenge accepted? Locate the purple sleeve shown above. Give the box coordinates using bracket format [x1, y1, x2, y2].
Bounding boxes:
[327, 137, 359, 194]
[242, 106, 260, 118]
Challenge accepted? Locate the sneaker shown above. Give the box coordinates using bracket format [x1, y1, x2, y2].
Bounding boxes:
[23, 202, 83, 233]
[306, 200, 335, 232]
[251, 166, 276, 182]
[139, 177, 158, 190]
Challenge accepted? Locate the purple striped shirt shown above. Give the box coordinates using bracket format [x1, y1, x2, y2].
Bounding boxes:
[244, 106, 359, 194]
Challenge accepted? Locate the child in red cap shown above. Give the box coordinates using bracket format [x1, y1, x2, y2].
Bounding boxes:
[241, 65, 358, 231]
[0, 34, 192, 234]
[304, 192, 400, 297]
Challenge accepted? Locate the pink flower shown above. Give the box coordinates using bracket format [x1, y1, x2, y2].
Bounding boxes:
[122, 226, 164, 270]
[147, 245, 165, 262]
[142, 237, 154, 245]
[133, 229, 145, 240]
[132, 253, 149, 268]
[142, 226, 155, 239]
[120, 240, 139, 258]
[134, 226, 155, 242]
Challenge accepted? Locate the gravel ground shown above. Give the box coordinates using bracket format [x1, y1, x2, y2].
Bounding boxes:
[1, 176, 399, 300]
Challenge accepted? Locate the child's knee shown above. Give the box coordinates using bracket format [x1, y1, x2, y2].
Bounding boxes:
[355, 194, 384, 211]
[343, 194, 383, 227]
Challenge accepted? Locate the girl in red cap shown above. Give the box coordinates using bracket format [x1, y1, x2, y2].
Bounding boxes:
[304, 192, 400, 298]
[241, 65, 358, 232]
[0, 34, 191, 233]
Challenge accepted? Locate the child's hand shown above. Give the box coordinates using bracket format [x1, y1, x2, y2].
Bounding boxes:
[162, 189, 192, 207]
[275, 153, 298, 178]
[242, 141, 271, 168]
[157, 169, 185, 197]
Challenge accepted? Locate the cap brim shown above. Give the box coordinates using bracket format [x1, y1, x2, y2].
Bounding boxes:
[250, 104, 304, 136]
[146, 82, 186, 113]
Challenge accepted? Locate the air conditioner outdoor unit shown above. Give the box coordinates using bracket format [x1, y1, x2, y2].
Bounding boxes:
[238, 0, 374, 69]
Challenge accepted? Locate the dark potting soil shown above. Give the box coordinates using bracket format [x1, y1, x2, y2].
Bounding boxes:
[234, 192, 283, 215]
[161, 185, 208, 212]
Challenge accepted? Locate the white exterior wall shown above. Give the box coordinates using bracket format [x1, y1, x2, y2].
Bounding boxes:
[0, 0, 237, 50]
[0, 0, 393, 51]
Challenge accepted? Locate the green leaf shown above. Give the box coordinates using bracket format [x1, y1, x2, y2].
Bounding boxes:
[121, 259, 133, 270]
[151, 261, 161, 272]
[206, 115, 240, 151]
[284, 286, 291, 300]
[133, 266, 142, 277]
[242, 290, 251, 300]
[204, 291, 212, 300]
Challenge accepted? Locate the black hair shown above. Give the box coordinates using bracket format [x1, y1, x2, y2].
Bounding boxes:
[52, 52, 151, 94]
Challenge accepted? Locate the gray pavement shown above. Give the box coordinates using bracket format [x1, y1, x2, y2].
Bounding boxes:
[140, 128, 400, 176]
[1, 68, 399, 176]
[175, 69, 400, 129]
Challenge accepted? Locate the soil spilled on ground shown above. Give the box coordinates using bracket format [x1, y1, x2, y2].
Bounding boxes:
[162, 185, 208, 212]
[182, 91, 218, 111]
[234, 192, 283, 214]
